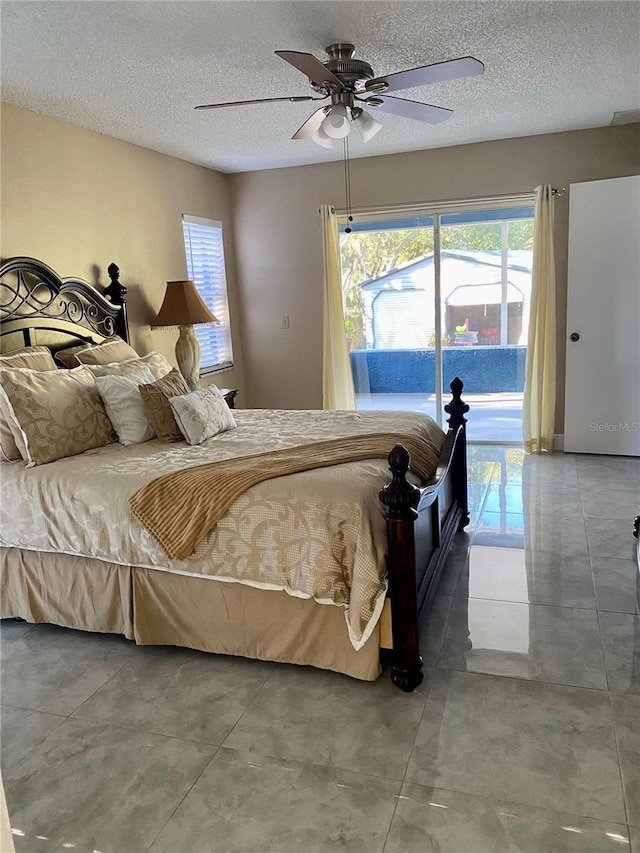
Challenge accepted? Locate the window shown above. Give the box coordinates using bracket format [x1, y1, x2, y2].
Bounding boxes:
[182, 214, 233, 372]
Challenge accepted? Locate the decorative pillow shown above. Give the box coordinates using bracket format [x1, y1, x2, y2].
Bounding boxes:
[54, 343, 92, 368]
[75, 336, 139, 366]
[0, 347, 58, 462]
[0, 365, 116, 466]
[169, 385, 237, 445]
[95, 368, 157, 446]
[139, 369, 190, 439]
[87, 352, 173, 382]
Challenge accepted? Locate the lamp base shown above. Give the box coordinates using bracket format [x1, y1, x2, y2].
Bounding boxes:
[175, 325, 201, 391]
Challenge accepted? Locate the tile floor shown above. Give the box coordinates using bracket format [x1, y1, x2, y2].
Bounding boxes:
[1, 447, 639, 852]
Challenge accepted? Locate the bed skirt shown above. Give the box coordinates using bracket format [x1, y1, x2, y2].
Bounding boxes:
[0, 548, 382, 681]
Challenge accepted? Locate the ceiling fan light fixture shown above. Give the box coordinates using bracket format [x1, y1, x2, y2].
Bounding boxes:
[355, 109, 383, 143]
[322, 104, 350, 138]
[311, 124, 336, 148]
[198, 46, 485, 149]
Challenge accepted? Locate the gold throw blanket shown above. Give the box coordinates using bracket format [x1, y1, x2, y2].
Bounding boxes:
[130, 432, 440, 560]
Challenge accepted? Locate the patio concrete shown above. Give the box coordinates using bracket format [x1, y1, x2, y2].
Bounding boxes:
[355, 392, 524, 443]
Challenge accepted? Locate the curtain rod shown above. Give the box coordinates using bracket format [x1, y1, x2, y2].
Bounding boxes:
[331, 186, 565, 218]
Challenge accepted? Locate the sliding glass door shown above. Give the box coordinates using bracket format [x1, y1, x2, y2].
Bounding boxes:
[339, 203, 534, 442]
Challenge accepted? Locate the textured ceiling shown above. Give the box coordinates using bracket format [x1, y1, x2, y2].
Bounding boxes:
[1, 1, 639, 173]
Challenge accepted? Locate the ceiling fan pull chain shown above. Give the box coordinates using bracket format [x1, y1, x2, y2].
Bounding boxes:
[344, 136, 354, 233]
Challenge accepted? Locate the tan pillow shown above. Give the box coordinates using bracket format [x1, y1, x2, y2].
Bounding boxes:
[86, 352, 173, 381]
[75, 336, 139, 366]
[54, 343, 91, 368]
[0, 345, 57, 372]
[0, 365, 116, 466]
[0, 346, 58, 462]
[139, 369, 189, 438]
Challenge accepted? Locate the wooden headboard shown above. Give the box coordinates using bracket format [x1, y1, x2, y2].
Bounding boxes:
[0, 256, 129, 355]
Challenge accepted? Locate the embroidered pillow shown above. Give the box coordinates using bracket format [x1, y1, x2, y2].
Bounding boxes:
[0, 365, 116, 465]
[139, 369, 189, 439]
[75, 336, 139, 366]
[86, 352, 173, 382]
[0, 347, 58, 462]
[169, 385, 237, 445]
[95, 367, 157, 446]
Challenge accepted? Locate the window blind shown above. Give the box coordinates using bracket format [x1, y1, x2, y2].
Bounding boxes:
[182, 214, 233, 372]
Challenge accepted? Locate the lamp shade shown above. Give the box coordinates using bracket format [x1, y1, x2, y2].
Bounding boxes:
[152, 280, 219, 328]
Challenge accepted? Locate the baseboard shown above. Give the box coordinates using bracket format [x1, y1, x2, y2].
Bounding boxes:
[554, 434, 565, 452]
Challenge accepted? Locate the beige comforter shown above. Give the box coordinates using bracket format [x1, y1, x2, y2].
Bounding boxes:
[1, 409, 444, 649]
[131, 431, 441, 561]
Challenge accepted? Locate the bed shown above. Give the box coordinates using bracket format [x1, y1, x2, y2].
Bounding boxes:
[0, 256, 469, 692]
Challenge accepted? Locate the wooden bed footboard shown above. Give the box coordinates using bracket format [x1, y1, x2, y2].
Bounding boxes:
[380, 377, 469, 692]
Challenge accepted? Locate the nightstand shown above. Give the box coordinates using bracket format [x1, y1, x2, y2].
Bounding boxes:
[219, 388, 238, 409]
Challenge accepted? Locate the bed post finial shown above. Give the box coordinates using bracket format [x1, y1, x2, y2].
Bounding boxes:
[444, 376, 469, 429]
[380, 445, 420, 520]
[444, 376, 470, 529]
[380, 444, 423, 692]
[104, 263, 130, 343]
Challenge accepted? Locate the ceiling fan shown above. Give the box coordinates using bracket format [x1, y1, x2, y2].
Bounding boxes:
[195, 44, 484, 147]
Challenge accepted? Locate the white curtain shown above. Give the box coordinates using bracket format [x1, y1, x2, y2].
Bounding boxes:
[321, 204, 356, 410]
[523, 185, 557, 453]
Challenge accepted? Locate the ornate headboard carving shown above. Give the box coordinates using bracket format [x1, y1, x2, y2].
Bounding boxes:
[0, 256, 129, 354]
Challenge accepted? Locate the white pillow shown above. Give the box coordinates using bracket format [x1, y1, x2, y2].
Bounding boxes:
[169, 385, 237, 445]
[95, 368, 156, 446]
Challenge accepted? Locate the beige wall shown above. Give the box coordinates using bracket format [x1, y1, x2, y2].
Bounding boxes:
[1, 102, 245, 395]
[230, 124, 640, 431]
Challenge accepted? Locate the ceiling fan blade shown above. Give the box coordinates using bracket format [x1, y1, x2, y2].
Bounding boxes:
[369, 95, 453, 124]
[195, 95, 320, 110]
[366, 56, 484, 94]
[292, 107, 330, 139]
[275, 50, 345, 90]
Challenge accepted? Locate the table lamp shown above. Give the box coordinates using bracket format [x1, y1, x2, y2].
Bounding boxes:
[152, 280, 219, 390]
